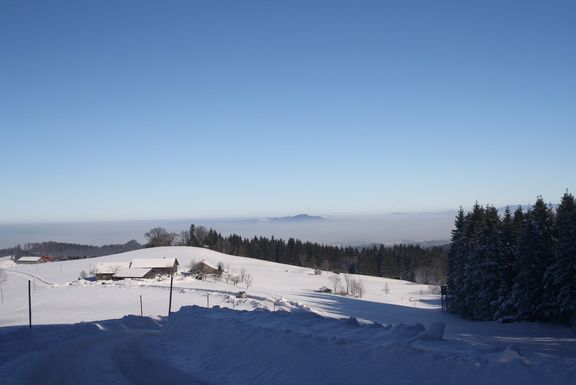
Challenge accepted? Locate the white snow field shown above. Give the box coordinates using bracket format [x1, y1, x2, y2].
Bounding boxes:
[1, 246, 575, 385]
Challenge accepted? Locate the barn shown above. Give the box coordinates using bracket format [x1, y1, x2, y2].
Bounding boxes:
[94, 262, 131, 280]
[193, 260, 219, 275]
[130, 257, 179, 275]
[113, 268, 155, 280]
[16, 256, 44, 264]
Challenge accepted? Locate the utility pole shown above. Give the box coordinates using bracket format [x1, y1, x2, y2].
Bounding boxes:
[28, 280, 32, 328]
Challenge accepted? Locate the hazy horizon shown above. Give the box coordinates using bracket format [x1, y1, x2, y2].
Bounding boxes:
[0, 211, 458, 250]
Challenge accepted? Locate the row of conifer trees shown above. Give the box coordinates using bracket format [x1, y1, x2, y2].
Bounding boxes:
[447, 192, 576, 326]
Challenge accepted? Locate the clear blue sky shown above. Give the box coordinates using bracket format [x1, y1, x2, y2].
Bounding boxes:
[1, 0, 574, 222]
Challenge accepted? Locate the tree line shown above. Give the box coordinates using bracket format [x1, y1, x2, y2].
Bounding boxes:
[447, 192, 576, 326]
[0, 240, 142, 260]
[144, 224, 448, 284]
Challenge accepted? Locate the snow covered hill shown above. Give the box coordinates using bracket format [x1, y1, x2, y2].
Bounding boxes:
[1, 246, 575, 384]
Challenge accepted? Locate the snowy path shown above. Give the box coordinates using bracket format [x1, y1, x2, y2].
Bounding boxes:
[4, 329, 211, 385]
[3, 269, 55, 286]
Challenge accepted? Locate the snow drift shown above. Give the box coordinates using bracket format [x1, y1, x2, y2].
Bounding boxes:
[1, 306, 574, 385]
[152, 306, 571, 385]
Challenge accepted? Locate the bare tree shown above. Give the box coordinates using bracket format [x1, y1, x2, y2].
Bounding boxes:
[144, 227, 176, 247]
[343, 273, 351, 295]
[328, 274, 341, 293]
[230, 275, 241, 286]
[350, 278, 366, 298]
[357, 280, 365, 298]
[0, 269, 7, 303]
[187, 259, 197, 273]
[240, 268, 247, 283]
[193, 226, 208, 246]
[244, 274, 253, 290]
[175, 230, 191, 246]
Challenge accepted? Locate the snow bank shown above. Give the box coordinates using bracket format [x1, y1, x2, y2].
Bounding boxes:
[1, 307, 573, 385]
[0, 315, 163, 376]
[152, 306, 572, 385]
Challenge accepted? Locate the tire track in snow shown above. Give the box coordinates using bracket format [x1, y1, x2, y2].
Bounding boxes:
[3, 269, 55, 286]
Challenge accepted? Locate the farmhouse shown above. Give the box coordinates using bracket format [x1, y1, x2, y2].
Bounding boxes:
[94, 262, 131, 280]
[16, 256, 45, 264]
[113, 268, 155, 280]
[130, 257, 179, 275]
[192, 260, 219, 275]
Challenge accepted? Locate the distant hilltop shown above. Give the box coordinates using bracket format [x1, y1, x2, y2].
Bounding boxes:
[260, 214, 327, 223]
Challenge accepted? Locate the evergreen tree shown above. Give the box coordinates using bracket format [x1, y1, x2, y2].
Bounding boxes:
[512, 197, 555, 321]
[187, 224, 199, 247]
[447, 208, 465, 312]
[471, 205, 502, 320]
[457, 203, 485, 318]
[550, 192, 576, 325]
[497, 207, 520, 318]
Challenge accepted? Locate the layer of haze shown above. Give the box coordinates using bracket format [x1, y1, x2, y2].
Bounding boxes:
[0, 213, 456, 250]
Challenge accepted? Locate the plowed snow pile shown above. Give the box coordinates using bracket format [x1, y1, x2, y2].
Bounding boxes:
[0, 306, 573, 385]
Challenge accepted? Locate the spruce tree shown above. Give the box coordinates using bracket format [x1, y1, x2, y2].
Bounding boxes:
[471, 205, 502, 320]
[551, 192, 576, 325]
[456, 203, 485, 318]
[497, 207, 519, 318]
[447, 208, 465, 304]
[512, 197, 555, 321]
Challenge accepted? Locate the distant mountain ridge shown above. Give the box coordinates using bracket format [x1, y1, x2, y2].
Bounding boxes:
[261, 214, 326, 223]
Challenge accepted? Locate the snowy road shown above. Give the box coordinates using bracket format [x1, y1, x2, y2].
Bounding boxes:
[4, 329, 211, 385]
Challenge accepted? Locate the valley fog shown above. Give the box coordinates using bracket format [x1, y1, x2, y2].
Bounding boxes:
[0, 212, 455, 249]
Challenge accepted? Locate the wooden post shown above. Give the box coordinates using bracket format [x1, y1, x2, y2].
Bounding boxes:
[28, 280, 32, 328]
[206, 293, 210, 308]
[440, 285, 447, 312]
[168, 274, 174, 317]
[140, 294, 143, 317]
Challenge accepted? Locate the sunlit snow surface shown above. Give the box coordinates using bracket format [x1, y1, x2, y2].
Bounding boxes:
[0, 247, 575, 385]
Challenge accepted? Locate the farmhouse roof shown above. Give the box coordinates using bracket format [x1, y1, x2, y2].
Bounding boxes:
[130, 257, 179, 269]
[18, 256, 43, 263]
[199, 260, 218, 270]
[114, 268, 153, 279]
[94, 262, 130, 274]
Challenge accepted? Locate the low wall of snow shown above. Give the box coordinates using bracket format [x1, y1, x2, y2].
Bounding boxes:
[153, 306, 568, 385]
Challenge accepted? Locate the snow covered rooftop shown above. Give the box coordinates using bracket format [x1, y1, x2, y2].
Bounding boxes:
[114, 268, 153, 279]
[17, 256, 43, 263]
[199, 260, 217, 270]
[130, 258, 178, 269]
[94, 262, 130, 274]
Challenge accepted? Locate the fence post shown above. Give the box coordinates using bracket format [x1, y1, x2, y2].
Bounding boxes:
[140, 294, 143, 317]
[168, 274, 174, 317]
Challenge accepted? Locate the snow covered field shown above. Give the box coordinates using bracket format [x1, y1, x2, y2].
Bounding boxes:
[1, 247, 575, 384]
